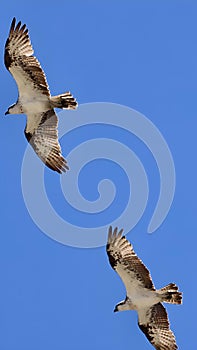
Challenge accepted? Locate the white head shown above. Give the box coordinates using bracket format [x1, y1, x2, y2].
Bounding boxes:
[114, 299, 131, 312]
[5, 103, 22, 115]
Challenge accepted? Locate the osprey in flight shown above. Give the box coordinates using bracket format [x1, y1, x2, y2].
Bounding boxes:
[4, 18, 77, 173]
[107, 227, 182, 350]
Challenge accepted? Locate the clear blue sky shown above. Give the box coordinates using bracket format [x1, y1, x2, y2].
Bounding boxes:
[0, 1, 195, 349]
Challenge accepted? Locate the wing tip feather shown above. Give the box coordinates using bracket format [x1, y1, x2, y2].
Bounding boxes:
[10, 17, 16, 34]
[107, 226, 124, 244]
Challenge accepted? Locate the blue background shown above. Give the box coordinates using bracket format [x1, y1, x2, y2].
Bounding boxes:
[0, 1, 195, 349]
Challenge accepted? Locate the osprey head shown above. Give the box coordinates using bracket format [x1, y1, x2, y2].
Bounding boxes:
[5, 103, 21, 115]
[114, 300, 130, 312]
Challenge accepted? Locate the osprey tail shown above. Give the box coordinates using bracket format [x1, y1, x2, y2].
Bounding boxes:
[50, 91, 77, 110]
[159, 283, 182, 304]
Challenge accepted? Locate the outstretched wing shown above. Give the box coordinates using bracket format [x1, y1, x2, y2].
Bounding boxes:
[25, 109, 68, 173]
[4, 17, 50, 97]
[106, 227, 155, 294]
[138, 303, 178, 350]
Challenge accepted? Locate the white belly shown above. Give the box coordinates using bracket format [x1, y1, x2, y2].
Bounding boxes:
[129, 288, 160, 310]
[22, 99, 50, 114]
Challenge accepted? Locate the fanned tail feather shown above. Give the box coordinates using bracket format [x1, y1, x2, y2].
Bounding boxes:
[50, 91, 77, 109]
[159, 283, 182, 304]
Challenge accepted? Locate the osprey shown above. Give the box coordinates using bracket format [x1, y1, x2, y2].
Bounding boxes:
[106, 227, 182, 350]
[4, 18, 77, 173]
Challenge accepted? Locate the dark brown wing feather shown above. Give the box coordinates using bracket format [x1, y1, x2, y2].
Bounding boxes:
[4, 17, 50, 96]
[138, 303, 178, 350]
[25, 109, 68, 173]
[106, 227, 155, 291]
